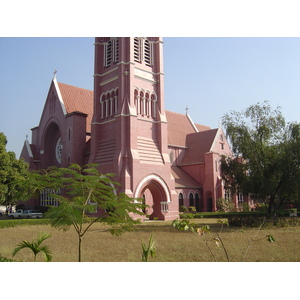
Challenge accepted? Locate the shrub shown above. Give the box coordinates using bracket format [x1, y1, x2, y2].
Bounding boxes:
[180, 211, 266, 219]
[189, 206, 196, 213]
[216, 198, 230, 212]
[228, 216, 300, 228]
[180, 213, 194, 219]
[0, 218, 50, 228]
[180, 206, 188, 213]
[255, 203, 268, 213]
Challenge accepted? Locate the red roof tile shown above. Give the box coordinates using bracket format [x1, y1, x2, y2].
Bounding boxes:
[180, 129, 219, 165]
[55, 83, 211, 145]
[57, 82, 94, 132]
[171, 166, 201, 188]
[166, 110, 210, 147]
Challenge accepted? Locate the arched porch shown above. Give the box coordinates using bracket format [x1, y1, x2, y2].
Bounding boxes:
[134, 174, 171, 220]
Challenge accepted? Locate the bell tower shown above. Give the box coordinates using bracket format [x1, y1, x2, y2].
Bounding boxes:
[90, 37, 178, 220]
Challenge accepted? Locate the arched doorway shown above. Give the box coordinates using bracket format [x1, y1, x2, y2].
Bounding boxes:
[134, 175, 170, 220]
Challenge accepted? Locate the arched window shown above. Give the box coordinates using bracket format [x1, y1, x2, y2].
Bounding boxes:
[112, 38, 119, 63]
[105, 40, 112, 67]
[134, 37, 142, 62]
[145, 93, 150, 117]
[104, 38, 119, 67]
[144, 39, 152, 66]
[189, 193, 194, 207]
[134, 38, 153, 66]
[100, 88, 118, 119]
[179, 193, 184, 209]
[140, 91, 144, 115]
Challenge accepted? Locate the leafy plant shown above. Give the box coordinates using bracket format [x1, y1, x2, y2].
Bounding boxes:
[180, 205, 188, 213]
[189, 206, 196, 213]
[12, 232, 52, 262]
[216, 198, 229, 212]
[141, 233, 156, 262]
[23, 164, 146, 262]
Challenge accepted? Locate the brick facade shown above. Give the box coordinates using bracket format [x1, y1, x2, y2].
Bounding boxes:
[20, 37, 253, 219]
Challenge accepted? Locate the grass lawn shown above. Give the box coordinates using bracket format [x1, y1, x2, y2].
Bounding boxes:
[1, 219, 300, 262]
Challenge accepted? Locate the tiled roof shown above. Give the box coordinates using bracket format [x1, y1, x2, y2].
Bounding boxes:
[166, 110, 211, 147]
[55, 83, 211, 145]
[57, 82, 94, 132]
[180, 129, 219, 165]
[171, 166, 201, 188]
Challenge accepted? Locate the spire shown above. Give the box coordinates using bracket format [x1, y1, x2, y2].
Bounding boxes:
[53, 69, 57, 80]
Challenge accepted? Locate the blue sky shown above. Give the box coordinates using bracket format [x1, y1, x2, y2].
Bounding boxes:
[1, 37, 299, 157]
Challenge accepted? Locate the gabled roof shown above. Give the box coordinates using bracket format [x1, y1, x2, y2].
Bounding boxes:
[52, 83, 211, 144]
[171, 166, 201, 188]
[57, 82, 94, 133]
[166, 111, 210, 147]
[180, 128, 219, 165]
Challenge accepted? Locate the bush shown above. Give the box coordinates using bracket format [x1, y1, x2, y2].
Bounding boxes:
[216, 198, 230, 212]
[228, 216, 300, 228]
[180, 211, 266, 219]
[189, 206, 196, 213]
[180, 206, 188, 213]
[0, 218, 50, 228]
[180, 213, 194, 219]
[255, 203, 268, 213]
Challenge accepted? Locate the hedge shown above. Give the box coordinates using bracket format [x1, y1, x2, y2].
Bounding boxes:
[227, 216, 300, 228]
[0, 218, 50, 228]
[179, 211, 266, 219]
[0, 217, 96, 229]
[179, 210, 295, 220]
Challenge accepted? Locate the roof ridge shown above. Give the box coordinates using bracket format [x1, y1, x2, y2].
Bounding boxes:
[57, 81, 93, 92]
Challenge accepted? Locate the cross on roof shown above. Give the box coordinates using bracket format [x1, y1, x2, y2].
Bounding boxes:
[185, 106, 189, 115]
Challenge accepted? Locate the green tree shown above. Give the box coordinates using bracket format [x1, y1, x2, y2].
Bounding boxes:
[0, 132, 29, 205]
[221, 101, 300, 218]
[12, 232, 52, 262]
[21, 164, 145, 262]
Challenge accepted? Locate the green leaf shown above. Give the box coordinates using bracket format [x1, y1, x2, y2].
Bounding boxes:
[266, 234, 275, 243]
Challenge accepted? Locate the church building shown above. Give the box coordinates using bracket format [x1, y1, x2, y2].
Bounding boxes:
[20, 37, 248, 220]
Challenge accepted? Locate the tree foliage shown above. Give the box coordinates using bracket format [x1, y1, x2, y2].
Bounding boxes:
[221, 101, 300, 217]
[0, 132, 29, 205]
[20, 163, 146, 261]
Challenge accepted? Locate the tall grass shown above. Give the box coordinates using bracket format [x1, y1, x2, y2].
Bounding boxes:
[0, 219, 299, 262]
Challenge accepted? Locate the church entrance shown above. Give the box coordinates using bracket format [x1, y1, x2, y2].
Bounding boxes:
[134, 175, 170, 220]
